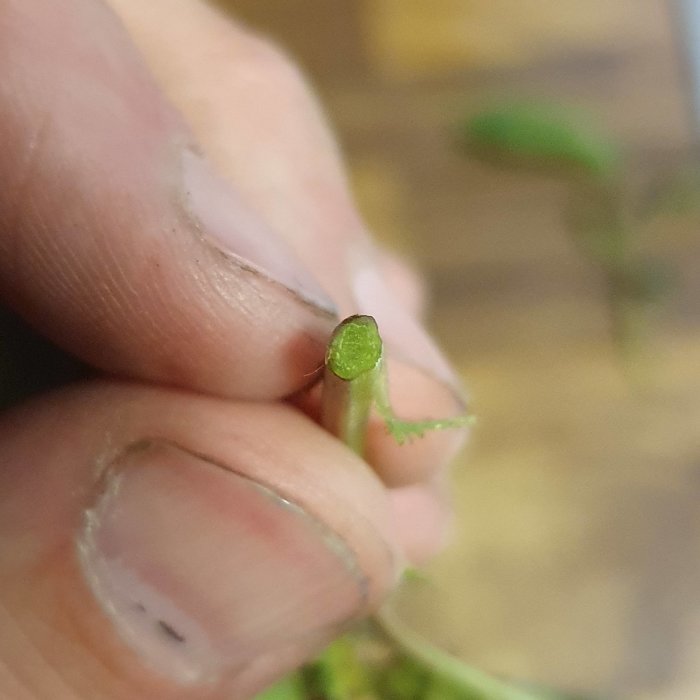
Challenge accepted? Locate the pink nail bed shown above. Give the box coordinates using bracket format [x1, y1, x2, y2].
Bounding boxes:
[77, 441, 365, 685]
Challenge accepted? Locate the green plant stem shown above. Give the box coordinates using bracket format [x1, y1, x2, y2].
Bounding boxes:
[254, 673, 306, 700]
[322, 315, 473, 450]
[321, 315, 383, 456]
[316, 315, 553, 700]
[321, 364, 380, 456]
[376, 606, 543, 700]
[308, 633, 380, 700]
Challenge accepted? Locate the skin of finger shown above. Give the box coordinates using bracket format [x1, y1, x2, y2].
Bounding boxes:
[0, 382, 397, 699]
[0, 0, 335, 401]
[106, 0, 365, 314]
[388, 480, 454, 565]
[111, 0, 468, 485]
[377, 249, 428, 322]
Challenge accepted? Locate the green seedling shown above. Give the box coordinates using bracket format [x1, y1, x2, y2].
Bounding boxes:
[462, 104, 618, 179]
[459, 103, 686, 367]
[255, 674, 306, 700]
[258, 315, 584, 700]
[321, 315, 473, 454]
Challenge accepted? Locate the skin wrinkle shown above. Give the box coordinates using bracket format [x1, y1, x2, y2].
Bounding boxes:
[8, 159, 287, 382]
[0, 665, 32, 700]
[0, 103, 114, 328]
[195, 253, 318, 351]
[26, 216, 120, 345]
[96, 233, 159, 339]
[144, 283, 226, 384]
[186, 268, 232, 335]
[172, 156, 338, 320]
[96, 213, 216, 361]
[5, 216, 86, 324]
[0, 615, 29, 700]
[0, 602, 76, 700]
[80, 183, 163, 323]
[141, 241, 322, 390]
[168, 252, 263, 363]
[101, 234, 262, 382]
[0, 114, 54, 262]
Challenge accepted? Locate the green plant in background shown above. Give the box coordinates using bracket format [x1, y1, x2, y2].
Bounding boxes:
[257, 316, 590, 700]
[459, 103, 688, 366]
[467, 104, 617, 177]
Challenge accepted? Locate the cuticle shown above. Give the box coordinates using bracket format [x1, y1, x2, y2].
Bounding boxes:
[174, 145, 338, 320]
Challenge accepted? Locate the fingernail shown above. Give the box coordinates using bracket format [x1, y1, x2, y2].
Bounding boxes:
[353, 264, 462, 395]
[77, 441, 365, 685]
[180, 147, 335, 315]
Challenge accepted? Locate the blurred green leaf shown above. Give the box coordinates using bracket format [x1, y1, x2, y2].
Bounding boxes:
[306, 635, 379, 700]
[377, 654, 431, 700]
[254, 674, 306, 700]
[460, 104, 618, 179]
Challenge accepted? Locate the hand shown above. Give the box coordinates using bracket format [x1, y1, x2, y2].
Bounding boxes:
[0, 1, 467, 697]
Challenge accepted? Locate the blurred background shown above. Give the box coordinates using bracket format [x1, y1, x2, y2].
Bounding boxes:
[217, 2, 700, 699]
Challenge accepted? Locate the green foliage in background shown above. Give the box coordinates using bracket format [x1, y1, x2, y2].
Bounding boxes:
[458, 103, 692, 365]
[464, 104, 618, 179]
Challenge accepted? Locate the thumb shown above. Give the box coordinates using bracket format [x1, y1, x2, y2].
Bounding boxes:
[0, 0, 335, 400]
[0, 384, 396, 699]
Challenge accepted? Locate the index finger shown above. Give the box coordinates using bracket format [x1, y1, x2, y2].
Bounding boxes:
[0, 0, 336, 400]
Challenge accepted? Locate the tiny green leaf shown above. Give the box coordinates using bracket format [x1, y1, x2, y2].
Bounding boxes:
[378, 654, 432, 699]
[308, 635, 379, 700]
[382, 414, 475, 445]
[461, 104, 618, 179]
[254, 673, 306, 700]
[372, 354, 474, 445]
